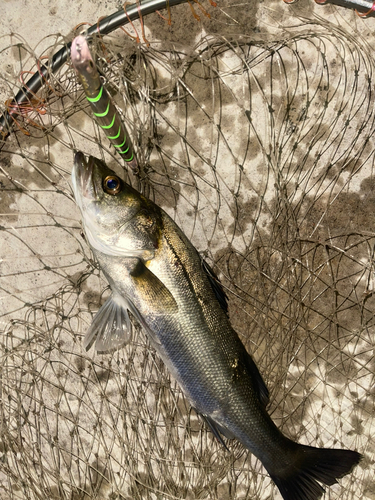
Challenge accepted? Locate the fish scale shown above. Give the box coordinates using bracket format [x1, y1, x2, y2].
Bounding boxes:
[72, 151, 362, 500]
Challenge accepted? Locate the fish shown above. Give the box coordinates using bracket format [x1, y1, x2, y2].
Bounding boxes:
[71, 151, 362, 500]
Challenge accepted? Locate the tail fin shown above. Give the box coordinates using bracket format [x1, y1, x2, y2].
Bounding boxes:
[269, 444, 362, 500]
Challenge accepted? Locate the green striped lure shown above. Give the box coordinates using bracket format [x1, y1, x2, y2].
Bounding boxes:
[71, 35, 138, 171]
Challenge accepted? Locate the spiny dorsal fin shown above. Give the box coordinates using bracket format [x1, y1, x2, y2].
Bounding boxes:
[201, 258, 229, 316]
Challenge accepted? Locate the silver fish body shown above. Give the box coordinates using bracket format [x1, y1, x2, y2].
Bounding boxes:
[72, 152, 361, 500]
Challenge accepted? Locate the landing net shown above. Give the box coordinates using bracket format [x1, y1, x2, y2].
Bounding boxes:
[0, 1, 373, 499]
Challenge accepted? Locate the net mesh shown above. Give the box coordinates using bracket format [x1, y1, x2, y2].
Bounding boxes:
[0, 1, 373, 499]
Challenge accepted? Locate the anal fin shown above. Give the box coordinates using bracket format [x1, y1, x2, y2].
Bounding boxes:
[200, 413, 235, 451]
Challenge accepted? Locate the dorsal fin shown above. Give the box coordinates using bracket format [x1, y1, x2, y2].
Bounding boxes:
[201, 259, 229, 316]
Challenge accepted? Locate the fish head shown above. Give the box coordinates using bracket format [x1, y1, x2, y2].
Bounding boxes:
[72, 152, 159, 259]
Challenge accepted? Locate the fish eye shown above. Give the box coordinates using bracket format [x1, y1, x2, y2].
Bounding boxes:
[103, 175, 121, 195]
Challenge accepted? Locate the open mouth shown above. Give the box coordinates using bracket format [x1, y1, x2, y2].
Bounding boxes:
[73, 152, 96, 200]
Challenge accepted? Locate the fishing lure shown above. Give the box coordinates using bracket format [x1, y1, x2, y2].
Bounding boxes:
[0, 0, 206, 142]
[71, 36, 138, 171]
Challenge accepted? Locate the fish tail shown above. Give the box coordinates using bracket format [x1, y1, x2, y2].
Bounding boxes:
[269, 442, 362, 500]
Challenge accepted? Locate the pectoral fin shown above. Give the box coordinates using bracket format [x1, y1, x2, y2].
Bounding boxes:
[83, 294, 132, 353]
[130, 260, 178, 315]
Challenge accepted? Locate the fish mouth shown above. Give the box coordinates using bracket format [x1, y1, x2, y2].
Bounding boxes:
[72, 151, 97, 201]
